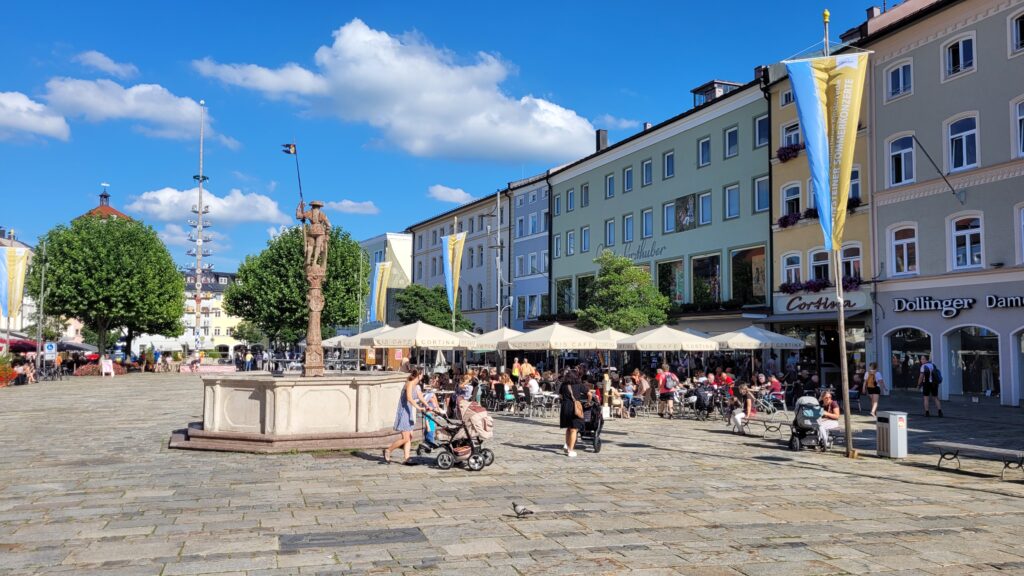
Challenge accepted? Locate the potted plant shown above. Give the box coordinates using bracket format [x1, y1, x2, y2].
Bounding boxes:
[776, 213, 802, 229]
[802, 207, 819, 219]
[778, 281, 804, 294]
[842, 276, 863, 292]
[776, 142, 805, 163]
[803, 278, 831, 293]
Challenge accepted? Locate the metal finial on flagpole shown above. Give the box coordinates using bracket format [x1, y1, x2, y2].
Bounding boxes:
[823, 9, 831, 57]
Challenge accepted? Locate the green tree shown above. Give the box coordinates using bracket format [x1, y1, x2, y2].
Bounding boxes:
[25, 217, 185, 355]
[576, 250, 670, 333]
[232, 320, 265, 345]
[81, 325, 122, 351]
[224, 226, 364, 344]
[23, 316, 67, 342]
[394, 284, 473, 331]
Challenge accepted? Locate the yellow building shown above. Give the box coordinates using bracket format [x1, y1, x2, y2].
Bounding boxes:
[182, 271, 244, 355]
[764, 63, 874, 386]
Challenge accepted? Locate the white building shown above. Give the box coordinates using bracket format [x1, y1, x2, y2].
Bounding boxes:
[358, 232, 413, 328]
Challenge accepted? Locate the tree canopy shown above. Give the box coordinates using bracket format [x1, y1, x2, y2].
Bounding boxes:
[576, 250, 669, 333]
[25, 216, 185, 354]
[223, 226, 364, 344]
[395, 284, 473, 331]
[231, 320, 265, 346]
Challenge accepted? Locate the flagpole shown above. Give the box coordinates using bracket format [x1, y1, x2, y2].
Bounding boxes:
[823, 9, 831, 57]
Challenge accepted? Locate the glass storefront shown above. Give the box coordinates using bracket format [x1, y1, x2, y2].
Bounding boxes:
[730, 247, 767, 305]
[691, 255, 721, 304]
[945, 326, 999, 396]
[777, 322, 866, 388]
[657, 260, 685, 305]
[888, 328, 932, 389]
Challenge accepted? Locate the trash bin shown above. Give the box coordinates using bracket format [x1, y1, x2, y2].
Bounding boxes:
[876, 411, 908, 458]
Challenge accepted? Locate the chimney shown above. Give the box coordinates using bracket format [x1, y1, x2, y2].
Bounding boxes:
[866, 6, 881, 19]
[595, 129, 608, 152]
[643, 122, 653, 131]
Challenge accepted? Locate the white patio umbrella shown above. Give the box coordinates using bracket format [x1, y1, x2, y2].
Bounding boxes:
[617, 325, 719, 352]
[323, 325, 393, 349]
[365, 321, 461, 349]
[710, 326, 805, 350]
[590, 328, 630, 349]
[455, 330, 479, 349]
[499, 323, 601, 351]
[469, 327, 523, 352]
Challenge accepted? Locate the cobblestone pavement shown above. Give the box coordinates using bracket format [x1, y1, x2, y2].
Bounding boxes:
[3, 375, 1024, 575]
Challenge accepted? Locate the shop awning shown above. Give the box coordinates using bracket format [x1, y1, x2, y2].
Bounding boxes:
[761, 310, 866, 324]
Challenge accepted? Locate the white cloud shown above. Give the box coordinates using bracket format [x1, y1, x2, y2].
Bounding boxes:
[594, 113, 640, 130]
[266, 180, 278, 193]
[72, 50, 139, 79]
[325, 199, 379, 215]
[267, 224, 291, 239]
[126, 187, 290, 224]
[158, 223, 229, 250]
[193, 19, 594, 162]
[0, 91, 70, 141]
[43, 78, 238, 148]
[427, 184, 474, 204]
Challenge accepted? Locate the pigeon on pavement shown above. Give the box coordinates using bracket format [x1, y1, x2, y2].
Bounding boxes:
[512, 502, 534, 518]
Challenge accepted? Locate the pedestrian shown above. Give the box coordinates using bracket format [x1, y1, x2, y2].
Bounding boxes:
[918, 355, 943, 417]
[863, 362, 886, 417]
[383, 370, 427, 464]
[730, 383, 756, 434]
[559, 371, 590, 457]
[244, 350, 253, 371]
[511, 357, 521, 384]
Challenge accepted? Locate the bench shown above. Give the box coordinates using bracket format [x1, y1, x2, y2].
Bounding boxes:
[925, 441, 1024, 480]
[742, 413, 792, 439]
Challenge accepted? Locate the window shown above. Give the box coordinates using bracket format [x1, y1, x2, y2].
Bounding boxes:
[554, 194, 561, 216]
[731, 247, 766, 305]
[529, 191, 537, 204]
[431, 257, 437, 277]
[459, 287, 465, 310]
[468, 286, 475, 309]
[541, 251, 548, 273]
[663, 151, 675, 178]
[952, 216, 983, 269]
[417, 235, 423, 250]
[724, 185, 740, 219]
[947, 115, 978, 172]
[581, 183, 590, 207]
[567, 188, 575, 211]
[542, 188, 548, 198]
[783, 183, 801, 216]
[432, 230, 437, 245]
[541, 210, 548, 232]
[724, 126, 739, 158]
[477, 284, 484, 308]
[783, 123, 801, 146]
[1014, 12, 1024, 54]
[1017, 100, 1024, 157]
[887, 61, 912, 100]
[528, 253, 538, 275]
[554, 234, 561, 258]
[515, 296, 524, 319]
[218, 276, 228, 285]
[516, 217, 524, 238]
[581, 226, 590, 252]
[641, 209, 653, 238]
[755, 114, 769, 147]
[468, 219, 475, 234]
[214, 327, 221, 336]
[754, 176, 769, 212]
[416, 261, 422, 280]
[783, 254, 801, 284]
[517, 195, 525, 207]
[527, 295, 538, 319]
[698, 137, 711, 167]
[623, 214, 634, 243]
[889, 135, 915, 186]
[944, 35, 974, 79]
[641, 159, 653, 186]
[499, 208, 504, 223]
[623, 166, 633, 192]
[892, 226, 918, 275]
[842, 245, 862, 279]
[468, 247, 475, 268]
[605, 174, 615, 198]
[850, 167, 861, 200]
[457, 221, 463, 233]
[699, 192, 712, 225]
[663, 202, 675, 233]
[691, 254, 721, 304]
[781, 90, 794, 106]
[567, 230, 576, 255]
[478, 215, 484, 230]
[477, 245, 483, 267]
[810, 250, 830, 281]
[604, 219, 615, 246]
[529, 213, 538, 235]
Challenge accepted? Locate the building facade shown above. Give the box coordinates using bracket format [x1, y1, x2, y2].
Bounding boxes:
[407, 192, 512, 333]
[763, 62, 875, 388]
[549, 76, 771, 334]
[858, 0, 1024, 405]
[180, 271, 244, 354]
[509, 174, 550, 330]
[358, 232, 412, 329]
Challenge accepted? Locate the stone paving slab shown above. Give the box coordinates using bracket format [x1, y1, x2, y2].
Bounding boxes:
[3, 375, 1024, 574]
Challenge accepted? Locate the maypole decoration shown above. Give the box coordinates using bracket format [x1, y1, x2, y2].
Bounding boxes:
[368, 261, 393, 324]
[188, 101, 213, 353]
[440, 220, 466, 331]
[0, 246, 30, 354]
[784, 9, 869, 457]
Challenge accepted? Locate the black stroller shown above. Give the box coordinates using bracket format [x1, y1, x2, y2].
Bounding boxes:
[578, 398, 604, 453]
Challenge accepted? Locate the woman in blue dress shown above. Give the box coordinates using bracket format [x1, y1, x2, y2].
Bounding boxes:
[383, 370, 427, 464]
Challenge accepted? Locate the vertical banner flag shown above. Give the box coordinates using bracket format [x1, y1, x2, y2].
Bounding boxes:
[785, 53, 868, 251]
[440, 232, 467, 313]
[0, 247, 30, 319]
[368, 261, 393, 323]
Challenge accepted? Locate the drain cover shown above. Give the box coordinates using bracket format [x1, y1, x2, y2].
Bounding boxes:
[279, 527, 425, 551]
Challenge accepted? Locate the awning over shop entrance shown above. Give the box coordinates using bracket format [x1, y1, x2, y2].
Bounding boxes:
[761, 310, 866, 324]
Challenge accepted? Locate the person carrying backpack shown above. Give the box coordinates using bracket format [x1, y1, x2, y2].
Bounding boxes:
[917, 355, 943, 417]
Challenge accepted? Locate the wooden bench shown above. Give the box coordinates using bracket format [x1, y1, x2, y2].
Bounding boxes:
[925, 441, 1024, 480]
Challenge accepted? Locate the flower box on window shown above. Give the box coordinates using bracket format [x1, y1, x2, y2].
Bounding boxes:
[776, 143, 805, 163]
[777, 213, 802, 228]
[778, 282, 803, 295]
[846, 197, 863, 212]
[802, 207, 819, 220]
[802, 278, 831, 293]
[842, 275, 862, 292]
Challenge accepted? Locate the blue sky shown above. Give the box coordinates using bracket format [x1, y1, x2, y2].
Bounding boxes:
[2, 1, 860, 271]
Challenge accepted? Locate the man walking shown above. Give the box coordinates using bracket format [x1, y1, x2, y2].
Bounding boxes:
[918, 355, 943, 417]
[244, 350, 254, 372]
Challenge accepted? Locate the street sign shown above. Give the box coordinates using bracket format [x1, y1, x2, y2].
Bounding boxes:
[44, 342, 57, 361]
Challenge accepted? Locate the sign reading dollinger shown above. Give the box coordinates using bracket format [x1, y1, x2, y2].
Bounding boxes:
[785, 53, 868, 252]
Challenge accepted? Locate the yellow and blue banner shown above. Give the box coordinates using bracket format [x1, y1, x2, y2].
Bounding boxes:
[368, 261, 392, 323]
[785, 53, 868, 251]
[0, 246, 30, 319]
[440, 232, 466, 312]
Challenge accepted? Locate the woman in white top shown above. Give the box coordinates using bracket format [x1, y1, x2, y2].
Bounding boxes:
[862, 362, 886, 417]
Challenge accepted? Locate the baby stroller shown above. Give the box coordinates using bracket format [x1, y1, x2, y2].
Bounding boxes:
[577, 398, 604, 453]
[788, 395, 829, 451]
[692, 385, 715, 421]
[418, 400, 495, 471]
